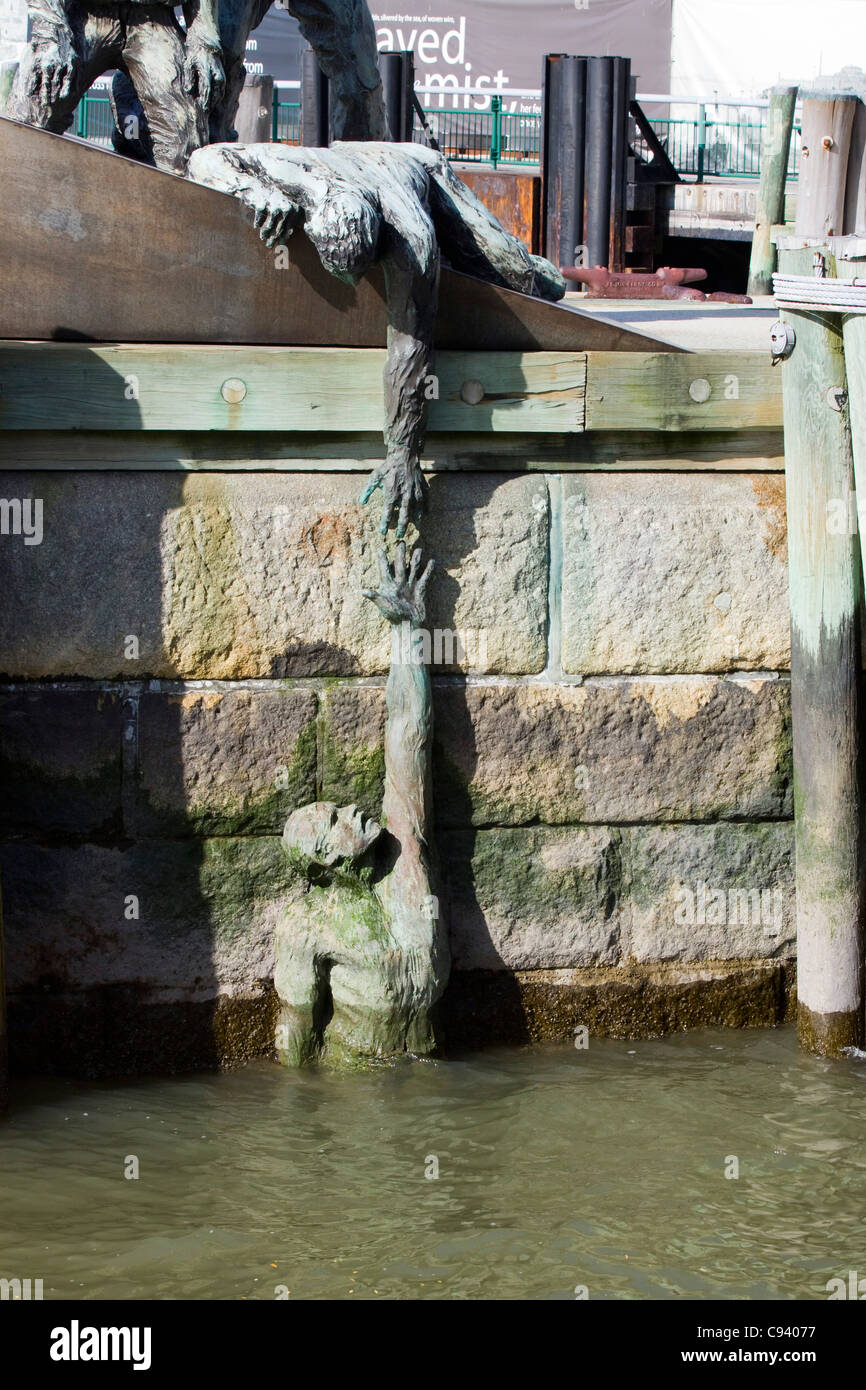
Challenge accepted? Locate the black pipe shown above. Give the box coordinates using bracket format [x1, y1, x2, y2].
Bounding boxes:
[301, 47, 329, 147]
[563, 56, 587, 269]
[584, 56, 614, 268]
[609, 57, 631, 270]
[379, 51, 414, 141]
[541, 54, 587, 267]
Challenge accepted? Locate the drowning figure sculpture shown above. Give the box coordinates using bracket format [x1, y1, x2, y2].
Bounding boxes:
[6, 0, 223, 171]
[275, 544, 447, 1065]
[188, 139, 565, 533]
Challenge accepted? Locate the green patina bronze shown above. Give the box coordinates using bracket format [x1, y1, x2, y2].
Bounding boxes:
[275, 544, 449, 1065]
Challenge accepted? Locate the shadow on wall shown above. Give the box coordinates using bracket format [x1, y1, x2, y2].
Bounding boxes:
[0, 360, 543, 1078]
[0, 351, 240, 1079]
[424, 472, 533, 1050]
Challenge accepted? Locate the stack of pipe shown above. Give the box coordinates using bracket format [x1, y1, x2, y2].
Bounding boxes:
[541, 54, 631, 272]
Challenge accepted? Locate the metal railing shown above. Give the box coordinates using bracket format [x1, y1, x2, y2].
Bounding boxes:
[411, 97, 541, 167]
[273, 95, 540, 165]
[633, 106, 802, 180]
[75, 88, 114, 146]
[273, 101, 301, 144]
[73, 89, 801, 181]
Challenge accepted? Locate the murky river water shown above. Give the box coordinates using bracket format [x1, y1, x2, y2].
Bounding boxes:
[1, 1026, 864, 1300]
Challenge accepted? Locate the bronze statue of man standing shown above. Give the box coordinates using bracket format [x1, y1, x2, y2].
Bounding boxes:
[6, 0, 388, 171]
[6, 0, 224, 171]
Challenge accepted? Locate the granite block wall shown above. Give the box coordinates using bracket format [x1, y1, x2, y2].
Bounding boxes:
[0, 466, 794, 1071]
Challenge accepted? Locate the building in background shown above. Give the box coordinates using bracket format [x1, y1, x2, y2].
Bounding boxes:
[670, 0, 865, 101]
[0, 0, 28, 65]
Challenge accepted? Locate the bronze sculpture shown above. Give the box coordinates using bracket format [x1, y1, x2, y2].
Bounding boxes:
[6, 0, 389, 169]
[210, 0, 387, 143]
[6, 0, 223, 171]
[275, 545, 447, 1064]
[188, 138, 565, 534]
[6, 0, 564, 1064]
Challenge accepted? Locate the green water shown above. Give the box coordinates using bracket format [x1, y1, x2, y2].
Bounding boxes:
[1, 1026, 864, 1301]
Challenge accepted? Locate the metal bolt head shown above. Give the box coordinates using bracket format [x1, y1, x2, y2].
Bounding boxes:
[221, 378, 247, 404]
[460, 379, 485, 405]
[688, 377, 712, 403]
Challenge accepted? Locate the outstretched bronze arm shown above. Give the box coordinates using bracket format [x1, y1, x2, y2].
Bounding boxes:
[187, 139, 564, 537]
[363, 542, 435, 855]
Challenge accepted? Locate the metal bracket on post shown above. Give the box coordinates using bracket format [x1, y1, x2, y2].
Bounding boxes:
[770, 320, 796, 364]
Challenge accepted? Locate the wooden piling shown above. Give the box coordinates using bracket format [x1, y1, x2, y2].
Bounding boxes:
[234, 74, 275, 143]
[841, 257, 866, 659]
[795, 95, 858, 239]
[747, 85, 797, 297]
[843, 99, 866, 235]
[780, 250, 864, 1056]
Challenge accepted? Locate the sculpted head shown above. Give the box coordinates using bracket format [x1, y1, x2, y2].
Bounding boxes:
[304, 189, 381, 283]
[283, 801, 382, 876]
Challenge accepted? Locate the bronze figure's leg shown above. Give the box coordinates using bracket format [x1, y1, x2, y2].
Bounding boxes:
[122, 8, 203, 172]
[288, 0, 387, 139]
[207, 0, 271, 143]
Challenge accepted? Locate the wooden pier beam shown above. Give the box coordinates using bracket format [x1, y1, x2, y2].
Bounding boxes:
[747, 85, 797, 297]
[780, 255, 864, 1055]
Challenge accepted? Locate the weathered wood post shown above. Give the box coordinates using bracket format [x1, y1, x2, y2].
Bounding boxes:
[839, 255, 866, 881]
[795, 94, 857, 238]
[235, 73, 274, 143]
[747, 85, 797, 296]
[780, 270, 864, 1055]
[778, 92, 866, 1055]
[843, 99, 866, 236]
